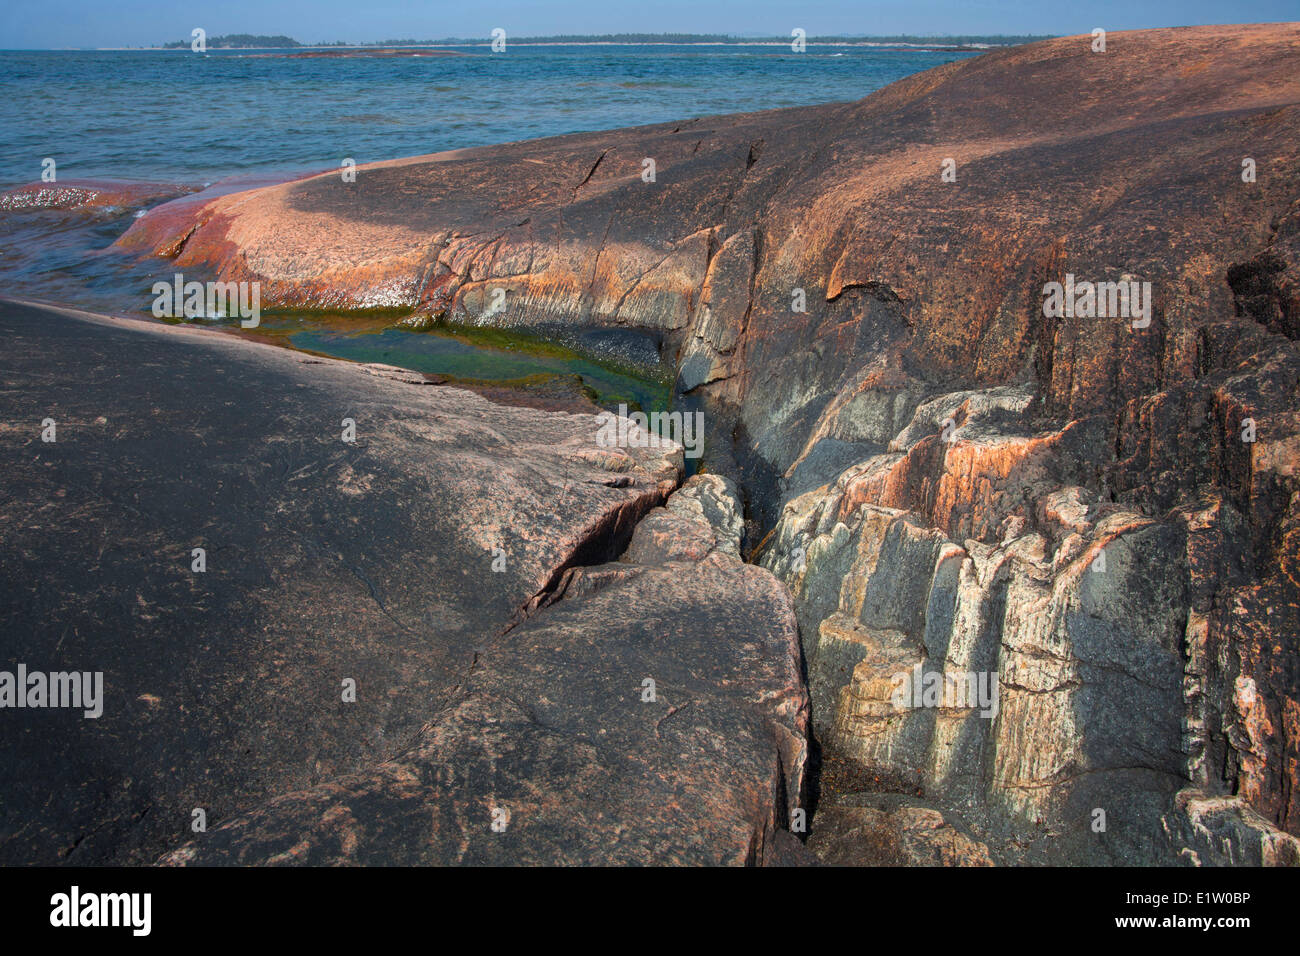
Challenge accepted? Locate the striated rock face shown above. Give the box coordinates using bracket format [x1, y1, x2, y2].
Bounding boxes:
[1162, 789, 1300, 866]
[0, 301, 807, 865]
[763, 392, 1217, 863]
[109, 24, 1300, 864]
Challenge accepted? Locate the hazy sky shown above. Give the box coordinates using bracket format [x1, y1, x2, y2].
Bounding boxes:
[2, 0, 1295, 48]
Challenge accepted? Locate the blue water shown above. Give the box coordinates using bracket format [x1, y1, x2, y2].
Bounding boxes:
[0, 46, 979, 187]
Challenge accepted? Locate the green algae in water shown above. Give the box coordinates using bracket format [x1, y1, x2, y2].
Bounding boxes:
[245, 313, 672, 415]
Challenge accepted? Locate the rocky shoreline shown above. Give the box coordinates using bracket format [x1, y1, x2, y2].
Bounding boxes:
[3, 23, 1299, 866]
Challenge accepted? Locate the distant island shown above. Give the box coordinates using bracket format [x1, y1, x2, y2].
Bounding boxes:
[160, 33, 301, 48]
[154, 32, 1051, 50]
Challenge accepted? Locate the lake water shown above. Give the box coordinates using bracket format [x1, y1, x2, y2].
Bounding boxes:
[0, 45, 979, 186]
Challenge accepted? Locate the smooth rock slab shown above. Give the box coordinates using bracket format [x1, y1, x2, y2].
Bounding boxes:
[160, 474, 811, 865]
[0, 300, 693, 864]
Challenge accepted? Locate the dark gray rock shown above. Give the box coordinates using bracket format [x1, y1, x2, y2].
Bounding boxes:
[0, 300, 808, 865]
[160, 468, 809, 865]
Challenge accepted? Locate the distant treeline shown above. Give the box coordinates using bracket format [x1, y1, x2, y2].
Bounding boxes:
[156, 32, 1051, 50]
[160, 34, 301, 48]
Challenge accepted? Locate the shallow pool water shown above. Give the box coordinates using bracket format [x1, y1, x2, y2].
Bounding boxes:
[248, 312, 673, 415]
